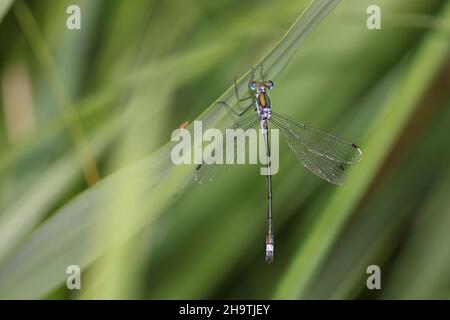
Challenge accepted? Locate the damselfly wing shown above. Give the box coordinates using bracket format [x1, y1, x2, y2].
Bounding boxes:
[270, 111, 362, 185]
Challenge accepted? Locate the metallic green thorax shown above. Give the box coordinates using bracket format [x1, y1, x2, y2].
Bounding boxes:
[257, 91, 271, 110]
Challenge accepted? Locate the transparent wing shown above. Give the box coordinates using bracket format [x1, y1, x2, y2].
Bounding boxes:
[194, 112, 260, 184]
[270, 111, 362, 185]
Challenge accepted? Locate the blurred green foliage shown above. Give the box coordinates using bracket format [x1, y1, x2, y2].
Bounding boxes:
[0, 0, 449, 299]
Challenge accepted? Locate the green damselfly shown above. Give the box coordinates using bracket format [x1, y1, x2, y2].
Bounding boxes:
[195, 66, 362, 263]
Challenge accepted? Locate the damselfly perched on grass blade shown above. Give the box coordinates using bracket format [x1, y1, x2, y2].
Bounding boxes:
[195, 65, 363, 263]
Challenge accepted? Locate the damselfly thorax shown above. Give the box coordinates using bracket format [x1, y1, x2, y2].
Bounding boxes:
[252, 81, 273, 131]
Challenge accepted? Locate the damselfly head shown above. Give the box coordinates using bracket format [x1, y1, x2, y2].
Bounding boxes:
[249, 80, 274, 92]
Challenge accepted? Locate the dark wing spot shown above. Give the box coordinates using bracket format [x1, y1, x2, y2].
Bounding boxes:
[196, 164, 202, 171]
[338, 165, 345, 171]
[352, 143, 359, 149]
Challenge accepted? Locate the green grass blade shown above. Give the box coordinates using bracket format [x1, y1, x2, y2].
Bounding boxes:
[0, 0, 13, 24]
[206, 0, 341, 122]
[14, 0, 100, 185]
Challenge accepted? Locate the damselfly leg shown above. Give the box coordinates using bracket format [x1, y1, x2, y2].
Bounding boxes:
[214, 65, 265, 117]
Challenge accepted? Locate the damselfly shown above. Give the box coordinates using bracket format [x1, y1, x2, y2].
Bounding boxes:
[195, 66, 362, 263]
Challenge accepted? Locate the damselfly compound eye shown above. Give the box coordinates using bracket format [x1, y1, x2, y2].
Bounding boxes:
[266, 80, 274, 90]
[250, 81, 257, 90]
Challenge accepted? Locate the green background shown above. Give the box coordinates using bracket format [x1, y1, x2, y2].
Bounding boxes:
[0, 0, 449, 299]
